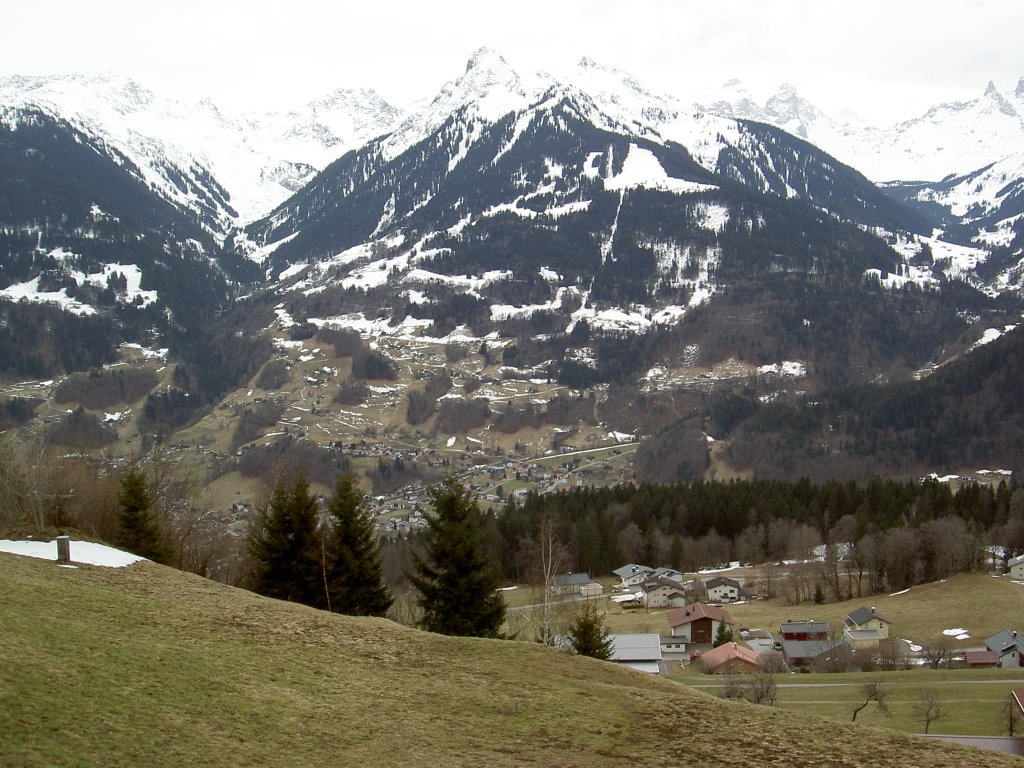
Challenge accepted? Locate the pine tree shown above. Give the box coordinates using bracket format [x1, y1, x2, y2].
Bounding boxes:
[713, 620, 734, 648]
[248, 474, 323, 606]
[115, 466, 167, 563]
[568, 601, 614, 660]
[324, 474, 392, 616]
[409, 477, 506, 637]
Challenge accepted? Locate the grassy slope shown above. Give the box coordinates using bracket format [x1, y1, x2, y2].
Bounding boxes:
[0, 554, 1019, 768]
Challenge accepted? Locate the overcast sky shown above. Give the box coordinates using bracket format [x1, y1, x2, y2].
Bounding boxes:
[5, 0, 1023, 124]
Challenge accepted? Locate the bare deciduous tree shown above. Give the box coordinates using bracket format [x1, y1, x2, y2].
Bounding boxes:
[719, 671, 777, 706]
[531, 514, 571, 646]
[1004, 694, 1023, 736]
[850, 678, 890, 722]
[919, 636, 954, 670]
[912, 690, 948, 734]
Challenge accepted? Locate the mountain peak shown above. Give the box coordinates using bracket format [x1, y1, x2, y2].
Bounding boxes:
[465, 47, 508, 74]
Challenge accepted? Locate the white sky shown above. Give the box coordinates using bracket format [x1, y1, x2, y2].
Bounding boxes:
[5, 0, 1023, 124]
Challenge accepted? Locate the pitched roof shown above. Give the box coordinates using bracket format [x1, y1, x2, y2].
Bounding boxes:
[699, 642, 762, 672]
[921, 735, 1024, 757]
[609, 633, 663, 662]
[844, 606, 891, 627]
[1009, 553, 1024, 568]
[780, 638, 846, 661]
[612, 563, 654, 580]
[650, 566, 684, 582]
[984, 629, 1024, 655]
[666, 602, 733, 627]
[964, 650, 1000, 666]
[844, 629, 885, 642]
[780, 619, 830, 635]
[554, 572, 591, 587]
[705, 576, 740, 589]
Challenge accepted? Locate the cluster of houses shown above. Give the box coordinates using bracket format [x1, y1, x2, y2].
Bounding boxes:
[564, 561, 1024, 677]
[605, 563, 757, 609]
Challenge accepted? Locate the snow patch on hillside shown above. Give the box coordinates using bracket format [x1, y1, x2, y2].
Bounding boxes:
[604, 144, 716, 194]
[0, 539, 145, 567]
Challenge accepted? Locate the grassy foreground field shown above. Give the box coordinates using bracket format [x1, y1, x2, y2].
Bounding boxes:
[1, 554, 1021, 768]
[671, 668, 1024, 736]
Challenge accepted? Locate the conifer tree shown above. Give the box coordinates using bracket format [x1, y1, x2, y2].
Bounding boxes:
[324, 474, 392, 616]
[115, 466, 167, 563]
[409, 477, 506, 637]
[713, 620, 734, 648]
[248, 474, 322, 606]
[568, 601, 614, 660]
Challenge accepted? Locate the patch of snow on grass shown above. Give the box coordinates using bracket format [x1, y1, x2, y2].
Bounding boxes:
[0, 539, 145, 567]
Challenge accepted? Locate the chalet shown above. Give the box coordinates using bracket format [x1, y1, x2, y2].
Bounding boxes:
[642, 578, 689, 609]
[705, 576, 741, 603]
[608, 633, 663, 674]
[984, 629, 1024, 668]
[842, 606, 892, 649]
[699, 642, 764, 675]
[1009, 554, 1024, 580]
[613, 563, 655, 587]
[779, 619, 830, 641]
[666, 603, 734, 649]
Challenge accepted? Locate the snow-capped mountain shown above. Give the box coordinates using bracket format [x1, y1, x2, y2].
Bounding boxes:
[237, 46, 953, 378]
[696, 77, 1024, 184]
[0, 74, 401, 229]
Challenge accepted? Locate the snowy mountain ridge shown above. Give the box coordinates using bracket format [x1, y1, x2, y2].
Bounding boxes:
[2, 55, 1021, 227]
[696, 75, 1024, 184]
[0, 73, 402, 227]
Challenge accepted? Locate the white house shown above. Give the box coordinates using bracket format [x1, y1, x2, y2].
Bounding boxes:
[642, 578, 688, 609]
[613, 563, 655, 587]
[705, 576, 741, 603]
[1009, 554, 1024, 580]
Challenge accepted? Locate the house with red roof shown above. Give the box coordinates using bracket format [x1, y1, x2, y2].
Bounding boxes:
[699, 642, 763, 675]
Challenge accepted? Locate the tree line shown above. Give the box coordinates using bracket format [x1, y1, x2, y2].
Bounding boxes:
[488, 476, 1024, 601]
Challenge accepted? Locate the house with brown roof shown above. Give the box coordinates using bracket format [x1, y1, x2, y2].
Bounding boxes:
[705, 576, 741, 603]
[964, 650, 1001, 668]
[699, 642, 763, 675]
[642, 578, 688, 609]
[666, 603, 734, 649]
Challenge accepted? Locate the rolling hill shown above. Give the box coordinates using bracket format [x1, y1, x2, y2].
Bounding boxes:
[0, 550, 1017, 767]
